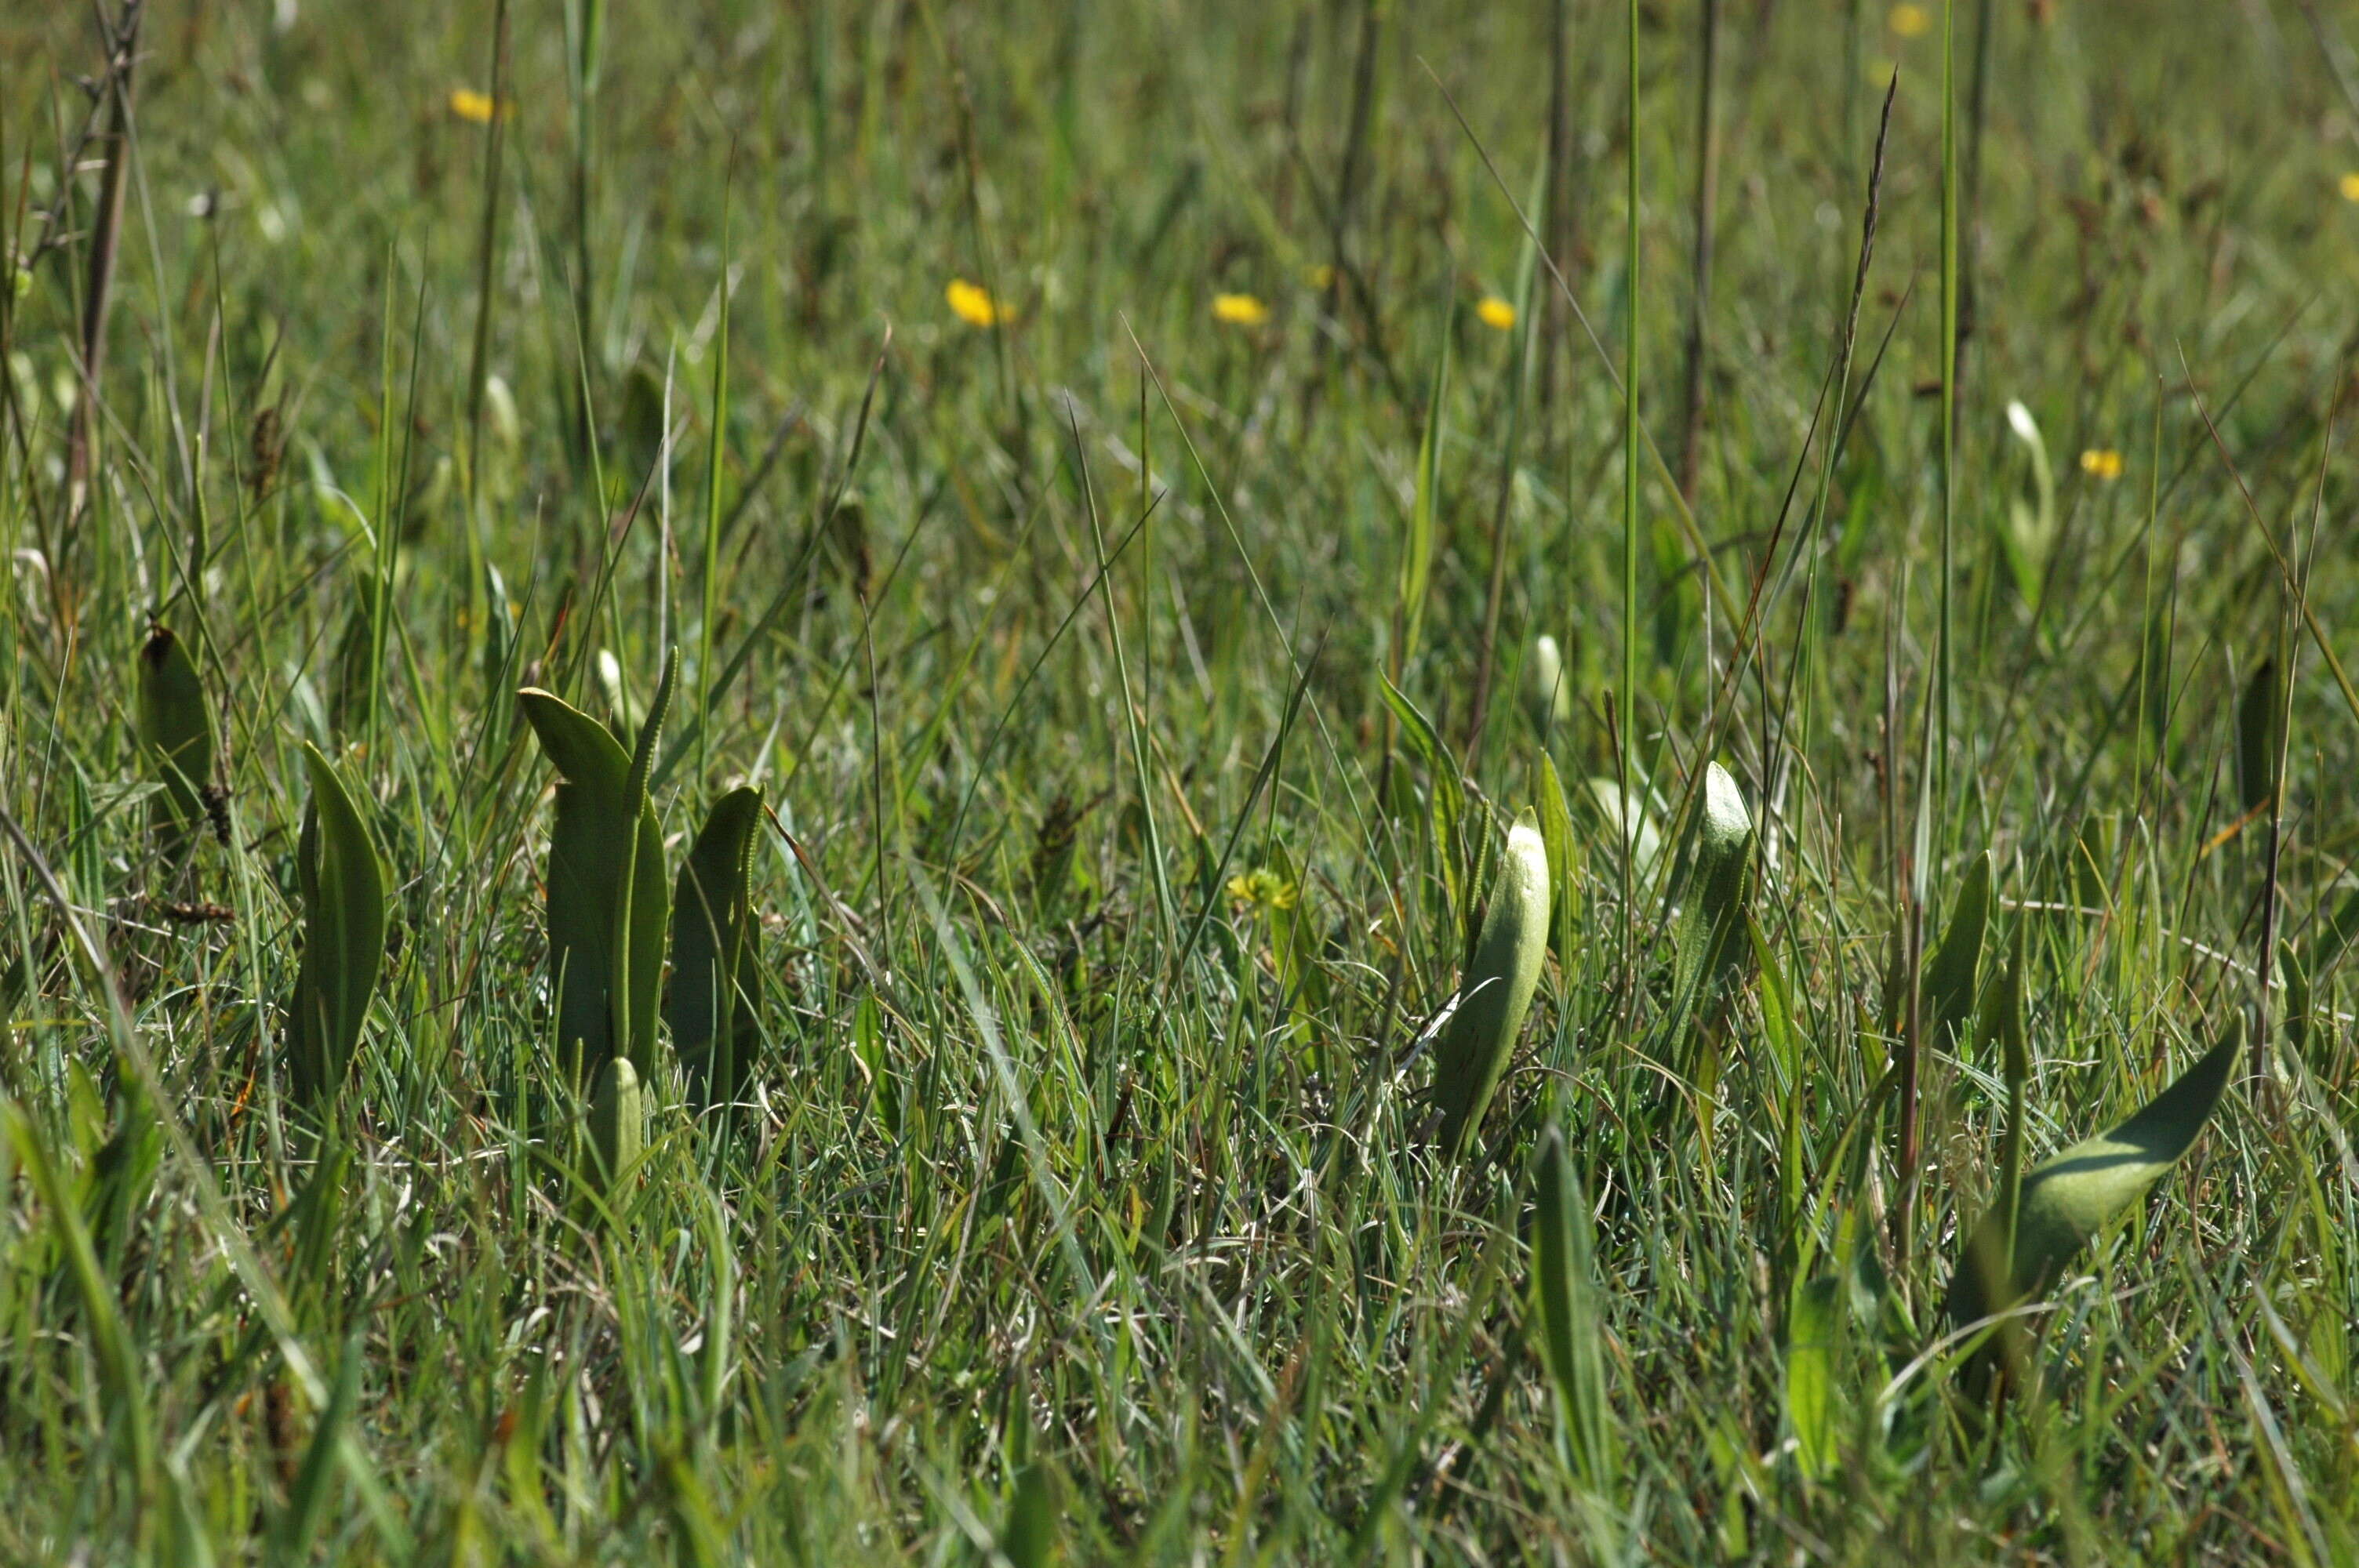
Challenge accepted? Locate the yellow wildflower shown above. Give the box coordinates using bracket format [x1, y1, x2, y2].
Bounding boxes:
[1475, 295, 1517, 332]
[944, 278, 1001, 328]
[448, 88, 510, 125]
[2339, 172, 2359, 202]
[1212, 292, 1270, 327]
[1888, 4, 1931, 38]
[1305, 263, 1336, 291]
[2078, 448, 2124, 481]
[1226, 867, 1298, 911]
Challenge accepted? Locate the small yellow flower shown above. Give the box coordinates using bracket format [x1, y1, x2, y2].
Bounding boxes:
[1305, 263, 1336, 291]
[448, 88, 510, 125]
[2339, 172, 2359, 202]
[1226, 867, 1299, 911]
[1475, 295, 1517, 332]
[1212, 292, 1270, 327]
[2078, 448, 2125, 481]
[1888, 3, 1931, 38]
[944, 278, 1001, 328]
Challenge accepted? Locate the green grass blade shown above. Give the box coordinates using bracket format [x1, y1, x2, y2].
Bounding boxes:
[1536, 753, 1582, 962]
[1533, 1125, 1618, 1494]
[274, 1330, 363, 1561]
[1, 1099, 154, 1502]
[1585, 777, 1661, 884]
[1381, 672, 1470, 930]
[1400, 318, 1451, 670]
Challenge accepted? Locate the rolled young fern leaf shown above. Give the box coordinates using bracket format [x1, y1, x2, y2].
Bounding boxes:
[136, 623, 216, 861]
[1945, 1021, 2241, 1336]
[286, 743, 388, 1111]
[668, 786, 764, 1120]
[519, 650, 675, 1086]
[1659, 762, 1754, 1052]
[1430, 808, 1550, 1160]
[585, 1054, 645, 1200]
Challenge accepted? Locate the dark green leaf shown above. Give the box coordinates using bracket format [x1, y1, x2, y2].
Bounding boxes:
[520, 673, 669, 1084]
[136, 624, 215, 858]
[668, 786, 764, 1119]
[1924, 851, 1990, 1052]
[2237, 657, 2282, 817]
[286, 743, 388, 1110]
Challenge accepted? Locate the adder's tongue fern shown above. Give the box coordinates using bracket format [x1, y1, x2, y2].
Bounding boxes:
[136, 623, 217, 866]
[517, 648, 676, 1089]
[285, 743, 388, 1114]
[1946, 1021, 2241, 1352]
[586, 1055, 644, 1197]
[1430, 808, 1551, 1162]
[668, 785, 765, 1127]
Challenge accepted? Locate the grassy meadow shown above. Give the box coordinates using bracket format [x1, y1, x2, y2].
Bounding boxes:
[5, 0, 2359, 1559]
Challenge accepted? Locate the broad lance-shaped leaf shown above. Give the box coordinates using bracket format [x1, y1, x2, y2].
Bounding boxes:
[136, 623, 215, 857]
[520, 651, 674, 1084]
[669, 786, 764, 1117]
[1000, 1453, 1060, 1568]
[286, 743, 388, 1109]
[1661, 763, 1753, 1047]
[1923, 851, 1990, 1051]
[1945, 1022, 2241, 1333]
[1532, 1126, 1617, 1492]
[2237, 656, 2281, 817]
[613, 649, 678, 1077]
[1430, 809, 1550, 1159]
[1783, 1273, 1841, 1483]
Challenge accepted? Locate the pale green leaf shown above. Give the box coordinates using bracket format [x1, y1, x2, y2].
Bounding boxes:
[1946, 1024, 2241, 1333]
[1430, 809, 1550, 1160]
